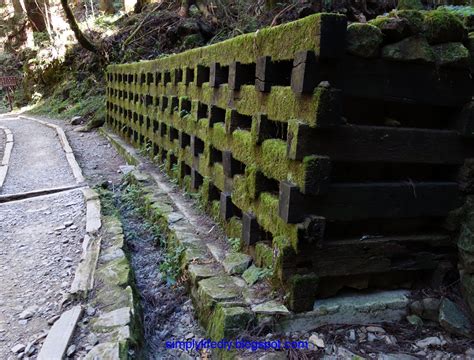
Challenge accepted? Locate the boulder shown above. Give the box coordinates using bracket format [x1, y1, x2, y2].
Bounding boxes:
[390, 10, 424, 34]
[70, 116, 84, 125]
[346, 23, 383, 58]
[424, 10, 467, 44]
[439, 298, 472, 337]
[369, 17, 411, 42]
[432, 42, 469, 68]
[382, 35, 435, 64]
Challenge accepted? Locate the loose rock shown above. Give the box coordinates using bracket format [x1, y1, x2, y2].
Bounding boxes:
[439, 298, 472, 337]
[415, 336, 446, 348]
[407, 314, 423, 327]
[11, 344, 25, 354]
[309, 333, 325, 348]
[66, 344, 76, 357]
[87, 332, 99, 346]
[19, 306, 37, 320]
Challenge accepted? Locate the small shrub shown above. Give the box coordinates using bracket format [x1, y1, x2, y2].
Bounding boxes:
[159, 244, 185, 285]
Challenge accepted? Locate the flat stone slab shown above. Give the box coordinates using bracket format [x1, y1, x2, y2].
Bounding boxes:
[276, 290, 410, 333]
[92, 307, 131, 332]
[188, 263, 223, 285]
[207, 244, 227, 263]
[96, 255, 131, 287]
[252, 300, 290, 315]
[100, 247, 126, 262]
[198, 275, 245, 303]
[85, 342, 121, 360]
[82, 187, 100, 201]
[38, 305, 83, 360]
[70, 234, 101, 296]
[86, 198, 102, 233]
[222, 252, 252, 275]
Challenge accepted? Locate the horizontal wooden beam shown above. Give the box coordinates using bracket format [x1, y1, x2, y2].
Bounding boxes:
[279, 181, 461, 223]
[338, 56, 471, 107]
[287, 123, 474, 164]
[297, 234, 455, 278]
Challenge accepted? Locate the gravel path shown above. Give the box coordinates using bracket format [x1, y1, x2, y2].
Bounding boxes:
[0, 118, 75, 195]
[0, 189, 86, 359]
[0, 115, 86, 359]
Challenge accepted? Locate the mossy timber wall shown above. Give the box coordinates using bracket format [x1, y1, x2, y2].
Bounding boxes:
[106, 12, 474, 312]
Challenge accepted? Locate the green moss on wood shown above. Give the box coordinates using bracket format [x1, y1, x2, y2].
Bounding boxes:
[210, 123, 228, 151]
[212, 163, 225, 192]
[256, 192, 299, 249]
[260, 139, 288, 181]
[286, 273, 320, 312]
[255, 242, 273, 268]
[107, 13, 346, 72]
[232, 130, 254, 164]
[225, 217, 243, 239]
[272, 236, 296, 284]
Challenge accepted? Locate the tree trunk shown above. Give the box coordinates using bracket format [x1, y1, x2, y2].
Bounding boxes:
[60, 0, 97, 53]
[99, 0, 115, 14]
[179, 0, 190, 17]
[12, 0, 24, 14]
[23, 0, 48, 31]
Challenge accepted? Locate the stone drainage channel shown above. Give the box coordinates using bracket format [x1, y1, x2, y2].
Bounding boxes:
[103, 184, 206, 359]
[0, 114, 473, 359]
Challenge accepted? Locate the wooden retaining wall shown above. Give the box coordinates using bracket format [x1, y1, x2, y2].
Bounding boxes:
[106, 12, 474, 311]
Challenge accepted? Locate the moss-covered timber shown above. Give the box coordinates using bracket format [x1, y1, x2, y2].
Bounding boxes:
[105, 10, 474, 313]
